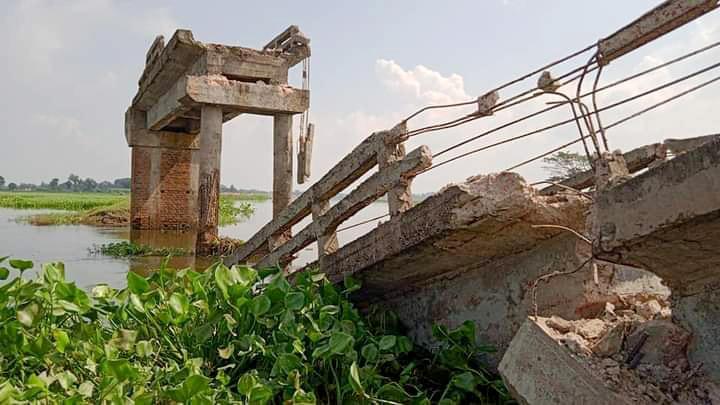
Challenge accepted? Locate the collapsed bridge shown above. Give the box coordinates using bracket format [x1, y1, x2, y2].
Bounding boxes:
[125, 0, 720, 402]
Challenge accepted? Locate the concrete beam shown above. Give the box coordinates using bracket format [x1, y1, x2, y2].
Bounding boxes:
[146, 76, 309, 131]
[133, 30, 205, 111]
[186, 76, 308, 115]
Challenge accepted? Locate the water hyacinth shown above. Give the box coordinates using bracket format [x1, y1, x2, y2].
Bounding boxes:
[0, 256, 511, 404]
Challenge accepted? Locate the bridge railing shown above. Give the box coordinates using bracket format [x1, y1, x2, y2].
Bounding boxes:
[225, 121, 432, 269]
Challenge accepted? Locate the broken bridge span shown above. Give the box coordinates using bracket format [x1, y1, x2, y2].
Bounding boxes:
[124, 0, 720, 402]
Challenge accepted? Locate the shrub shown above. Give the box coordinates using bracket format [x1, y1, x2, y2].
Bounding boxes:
[0, 257, 511, 404]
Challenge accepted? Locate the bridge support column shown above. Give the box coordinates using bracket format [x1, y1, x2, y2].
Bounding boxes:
[271, 113, 293, 248]
[126, 108, 200, 231]
[197, 105, 223, 253]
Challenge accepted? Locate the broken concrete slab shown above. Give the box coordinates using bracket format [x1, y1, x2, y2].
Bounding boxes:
[499, 319, 634, 405]
[592, 136, 720, 380]
[593, 137, 720, 288]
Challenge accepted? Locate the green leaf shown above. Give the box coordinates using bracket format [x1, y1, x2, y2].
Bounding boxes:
[56, 370, 78, 391]
[348, 361, 365, 396]
[376, 383, 411, 402]
[237, 373, 257, 396]
[78, 381, 94, 398]
[378, 335, 397, 351]
[17, 303, 40, 327]
[42, 262, 65, 283]
[452, 371, 477, 392]
[0, 267, 9, 280]
[236, 265, 257, 287]
[361, 344, 378, 363]
[136, 340, 154, 357]
[343, 276, 361, 294]
[292, 389, 317, 405]
[218, 344, 234, 359]
[251, 295, 271, 316]
[104, 359, 138, 382]
[248, 384, 273, 404]
[285, 292, 305, 311]
[9, 259, 33, 271]
[169, 292, 190, 316]
[328, 331, 354, 355]
[277, 353, 302, 374]
[182, 374, 210, 399]
[127, 271, 150, 294]
[53, 330, 70, 353]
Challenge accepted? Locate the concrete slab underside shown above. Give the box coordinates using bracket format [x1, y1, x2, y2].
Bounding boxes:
[314, 172, 665, 365]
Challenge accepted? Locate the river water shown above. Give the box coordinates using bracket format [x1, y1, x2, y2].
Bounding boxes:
[0, 200, 387, 288]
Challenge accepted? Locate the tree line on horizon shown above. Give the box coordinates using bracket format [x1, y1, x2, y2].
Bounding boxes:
[0, 174, 263, 195]
[0, 174, 130, 193]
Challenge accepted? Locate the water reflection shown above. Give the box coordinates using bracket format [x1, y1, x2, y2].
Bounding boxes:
[0, 200, 388, 288]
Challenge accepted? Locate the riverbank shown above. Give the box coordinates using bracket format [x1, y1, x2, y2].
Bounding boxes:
[0, 191, 263, 227]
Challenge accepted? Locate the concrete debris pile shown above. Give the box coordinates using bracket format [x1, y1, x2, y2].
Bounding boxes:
[500, 297, 720, 404]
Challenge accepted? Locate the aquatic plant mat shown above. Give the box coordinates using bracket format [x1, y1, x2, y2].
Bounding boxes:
[0, 257, 511, 404]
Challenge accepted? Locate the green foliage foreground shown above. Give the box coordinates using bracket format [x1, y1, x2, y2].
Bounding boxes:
[0, 257, 511, 404]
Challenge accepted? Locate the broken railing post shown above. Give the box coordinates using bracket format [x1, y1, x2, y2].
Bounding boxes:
[378, 122, 412, 216]
[312, 199, 339, 269]
[197, 105, 223, 253]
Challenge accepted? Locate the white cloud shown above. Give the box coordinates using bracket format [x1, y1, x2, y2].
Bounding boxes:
[375, 59, 471, 105]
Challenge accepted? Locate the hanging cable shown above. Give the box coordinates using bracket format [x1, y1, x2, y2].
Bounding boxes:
[421, 68, 720, 175]
[402, 43, 597, 123]
[429, 57, 720, 160]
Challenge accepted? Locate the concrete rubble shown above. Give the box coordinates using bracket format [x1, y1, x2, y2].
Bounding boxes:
[499, 299, 720, 404]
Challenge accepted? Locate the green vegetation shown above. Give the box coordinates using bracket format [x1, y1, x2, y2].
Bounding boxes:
[1, 191, 256, 227]
[0, 192, 126, 211]
[0, 257, 510, 404]
[89, 241, 191, 258]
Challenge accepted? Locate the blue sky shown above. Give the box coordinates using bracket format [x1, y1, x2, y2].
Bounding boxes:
[1, 0, 719, 192]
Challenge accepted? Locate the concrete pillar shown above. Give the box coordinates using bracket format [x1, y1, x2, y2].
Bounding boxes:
[196, 105, 223, 252]
[273, 114, 293, 216]
[271, 114, 293, 249]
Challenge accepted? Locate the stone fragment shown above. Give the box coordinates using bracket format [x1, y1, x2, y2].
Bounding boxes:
[546, 315, 573, 333]
[559, 332, 592, 356]
[577, 319, 606, 340]
[636, 299, 662, 320]
[593, 322, 626, 357]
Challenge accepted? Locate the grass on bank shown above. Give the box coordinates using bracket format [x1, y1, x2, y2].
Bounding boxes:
[89, 241, 191, 258]
[0, 257, 512, 404]
[0, 191, 256, 227]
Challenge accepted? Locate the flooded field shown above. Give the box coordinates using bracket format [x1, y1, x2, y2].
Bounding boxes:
[0, 200, 387, 288]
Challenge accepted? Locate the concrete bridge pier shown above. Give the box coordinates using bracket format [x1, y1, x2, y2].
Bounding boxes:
[197, 105, 223, 253]
[124, 28, 310, 252]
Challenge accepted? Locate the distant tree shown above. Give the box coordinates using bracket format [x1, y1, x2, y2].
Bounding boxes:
[542, 151, 591, 181]
[0, 176, 5, 189]
[68, 174, 83, 191]
[113, 177, 131, 189]
[82, 178, 98, 192]
[49, 178, 59, 189]
[7, 183, 17, 191]
[99, 181, 113, 190]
